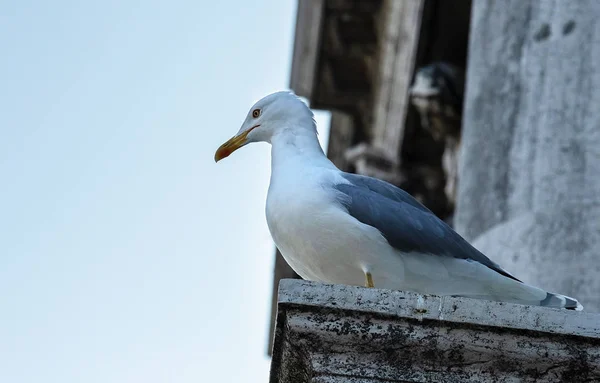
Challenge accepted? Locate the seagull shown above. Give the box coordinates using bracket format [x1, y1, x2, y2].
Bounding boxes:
[215, 91, 583, 311]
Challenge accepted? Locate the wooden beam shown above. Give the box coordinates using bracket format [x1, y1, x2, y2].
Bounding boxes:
[371, 0, 425, 162]
[326, 111, 355, 171]
[289, 0, 325, 99]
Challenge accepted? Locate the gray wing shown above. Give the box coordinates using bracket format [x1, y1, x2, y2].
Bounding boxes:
[336, 173, 520, 282]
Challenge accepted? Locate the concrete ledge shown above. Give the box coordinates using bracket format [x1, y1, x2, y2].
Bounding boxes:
[270, 280, 600, 383]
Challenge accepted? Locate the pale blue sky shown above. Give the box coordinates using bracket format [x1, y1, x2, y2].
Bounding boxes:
[0, 1, 329, 382]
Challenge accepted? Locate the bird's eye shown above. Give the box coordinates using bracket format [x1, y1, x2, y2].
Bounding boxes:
[252, 109, 261, 118]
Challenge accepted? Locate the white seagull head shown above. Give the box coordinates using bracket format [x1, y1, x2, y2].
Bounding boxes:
[214, 91, 315, 162]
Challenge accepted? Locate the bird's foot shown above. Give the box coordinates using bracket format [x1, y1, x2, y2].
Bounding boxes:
[364, 271, 375, 288]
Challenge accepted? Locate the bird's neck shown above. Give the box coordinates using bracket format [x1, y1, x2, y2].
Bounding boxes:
[270, 127, 335, 174]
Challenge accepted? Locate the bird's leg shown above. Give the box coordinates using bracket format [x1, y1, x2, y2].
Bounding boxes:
[364, 271, 375, 288]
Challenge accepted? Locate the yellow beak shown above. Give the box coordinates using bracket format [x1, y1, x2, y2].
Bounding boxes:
[214, 125, 259, 162]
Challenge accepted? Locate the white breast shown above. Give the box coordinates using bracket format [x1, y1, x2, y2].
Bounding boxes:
[265, 167, 405, 286]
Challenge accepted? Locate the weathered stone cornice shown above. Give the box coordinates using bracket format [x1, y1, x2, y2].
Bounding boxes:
[271, 280, 600, 382]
